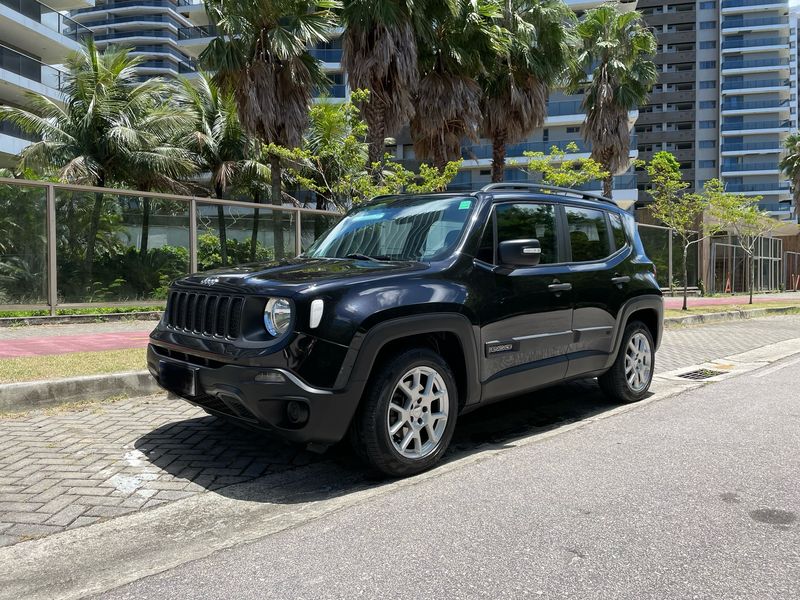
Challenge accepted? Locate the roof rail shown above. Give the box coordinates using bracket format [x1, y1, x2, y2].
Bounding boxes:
[479, 182, 617, 206]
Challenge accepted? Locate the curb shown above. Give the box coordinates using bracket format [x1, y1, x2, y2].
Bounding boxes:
[663, 305, 799, 328]
[0, 311, 163, 328]
[0, 371, 159, 414]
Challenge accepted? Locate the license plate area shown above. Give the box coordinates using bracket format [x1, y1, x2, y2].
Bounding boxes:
[159, 361, 199, 397]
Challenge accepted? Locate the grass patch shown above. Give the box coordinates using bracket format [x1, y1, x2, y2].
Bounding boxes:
[0, 348, 147, 384]
[0, 306, 164, 318]
[665, 302, 800, 318]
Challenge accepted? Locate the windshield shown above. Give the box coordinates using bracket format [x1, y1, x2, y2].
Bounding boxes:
[305, 196, 476, 261]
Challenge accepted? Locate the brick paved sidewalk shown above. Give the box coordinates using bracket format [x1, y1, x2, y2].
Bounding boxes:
[0, 320, 158, 359]
[1, 315, 799, 548]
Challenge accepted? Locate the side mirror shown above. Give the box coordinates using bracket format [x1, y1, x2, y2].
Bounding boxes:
[498, 239, 542, 267]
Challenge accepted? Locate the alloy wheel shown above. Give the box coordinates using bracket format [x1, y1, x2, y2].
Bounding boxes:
[387, 366, 449, 460]
[624, 332, 652, 393]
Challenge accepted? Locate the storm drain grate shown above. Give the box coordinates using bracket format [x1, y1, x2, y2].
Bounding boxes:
[677, 368, 726, 381]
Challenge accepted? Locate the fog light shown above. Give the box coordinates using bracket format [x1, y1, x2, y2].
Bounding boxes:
[255, 370, 286, 384]
[286, 400, 309, 426]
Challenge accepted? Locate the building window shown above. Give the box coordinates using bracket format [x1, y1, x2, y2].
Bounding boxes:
[566, 126, 580, 134]
[699, 140, 715, 148]
[700, 1, 716, 8]
[700, 61, 716, 69]
[700, 81, 716, 89]
[699, 160, 716, 168]
[700, 121, 716, 129]
[699, 100, 716, 109]
[700, 21, 716, 29]
[700, 41, 716, 49]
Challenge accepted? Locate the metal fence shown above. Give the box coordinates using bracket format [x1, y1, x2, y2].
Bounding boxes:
[710, 236, 784, 295]
[636, 223, 700, 291]
[0, 178, 341, 313]
[784, 252, 800, 292]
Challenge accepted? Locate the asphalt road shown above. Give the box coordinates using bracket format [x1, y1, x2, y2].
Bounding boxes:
[97, 354, 800, 599]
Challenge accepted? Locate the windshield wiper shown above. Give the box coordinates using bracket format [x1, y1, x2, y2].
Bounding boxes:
[345, 253, 393, 262]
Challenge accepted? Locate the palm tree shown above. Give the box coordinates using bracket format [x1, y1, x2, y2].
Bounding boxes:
[780, 132, 800, 207]
[480, 0, 576, 183]
[176, 73, 267, 266]
[0, 39, 190, 284]
[200, 0, 337, 259]
[340, 0, 421, 171]
[570, 4, 657, 198]
[411, 0, 505, 170]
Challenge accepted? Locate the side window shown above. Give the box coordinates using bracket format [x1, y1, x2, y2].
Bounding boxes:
[495, 203, 558, 264]
[609, 212, 628, 251]
[565, 206, 611, 262]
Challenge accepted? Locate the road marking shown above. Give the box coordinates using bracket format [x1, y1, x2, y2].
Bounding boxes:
[753, 356, 800, 379]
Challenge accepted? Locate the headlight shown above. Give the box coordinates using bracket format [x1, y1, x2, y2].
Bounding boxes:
[264, 298, 292, 337]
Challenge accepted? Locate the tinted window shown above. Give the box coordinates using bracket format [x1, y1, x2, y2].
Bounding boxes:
[495, 203, 558, 264]
[609, 212, 628, 250]
[476, 216, 495, 263]
[565, 207, 611, 262]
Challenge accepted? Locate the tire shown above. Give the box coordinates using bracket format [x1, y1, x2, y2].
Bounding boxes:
[349, 348, 459, 477]
[598, 321, 655, 404]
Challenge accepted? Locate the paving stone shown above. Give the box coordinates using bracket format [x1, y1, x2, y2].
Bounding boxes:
[0, 502, 44, 513]
[83, 505, 137, 519]
[0, 511, 51, 524]
[5, 523, 62, 537]
[66, 516, 101, 529]
[45, 505, 89, 527]
[0, 534, 22, 548]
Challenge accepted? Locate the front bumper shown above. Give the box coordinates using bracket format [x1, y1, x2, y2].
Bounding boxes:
[147, 344, 361, 446]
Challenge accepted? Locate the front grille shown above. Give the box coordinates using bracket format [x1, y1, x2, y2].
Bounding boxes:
[165, 290, 245, 339]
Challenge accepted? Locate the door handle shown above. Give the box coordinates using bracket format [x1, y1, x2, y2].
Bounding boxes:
[548, 282, 572, 292]
[611, 275, 631, 285]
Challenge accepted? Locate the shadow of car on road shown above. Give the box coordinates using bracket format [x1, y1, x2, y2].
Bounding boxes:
[134, 378, 642, 504]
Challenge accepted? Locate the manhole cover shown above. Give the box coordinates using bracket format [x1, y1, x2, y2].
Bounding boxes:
[677, 368, 726, 381]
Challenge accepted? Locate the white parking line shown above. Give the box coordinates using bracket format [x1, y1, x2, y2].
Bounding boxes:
[753, 356, 800, 378]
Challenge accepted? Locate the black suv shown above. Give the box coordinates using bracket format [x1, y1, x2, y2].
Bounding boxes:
[149, 183, 662, 476]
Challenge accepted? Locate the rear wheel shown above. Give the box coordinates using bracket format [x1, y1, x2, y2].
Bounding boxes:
[598, 321, 654, 403]
[349, 348, 458, 477]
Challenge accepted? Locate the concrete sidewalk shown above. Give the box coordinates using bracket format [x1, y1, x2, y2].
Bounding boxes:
[0, 321, 157, 358]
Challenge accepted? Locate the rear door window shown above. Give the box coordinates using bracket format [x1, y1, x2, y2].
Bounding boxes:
[565, 206, 612, 262]
[609, 212, 628, 251]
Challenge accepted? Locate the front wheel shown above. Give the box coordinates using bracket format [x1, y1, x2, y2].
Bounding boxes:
[349, 348, 458, 477]
[598, 321, 655, 403]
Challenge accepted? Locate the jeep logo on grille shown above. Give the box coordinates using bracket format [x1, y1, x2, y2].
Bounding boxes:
[200, 277, 219, 286]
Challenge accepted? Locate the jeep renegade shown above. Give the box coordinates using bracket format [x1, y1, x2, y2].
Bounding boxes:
[149, 183, 663, 476]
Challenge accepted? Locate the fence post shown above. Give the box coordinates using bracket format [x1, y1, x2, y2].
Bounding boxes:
[667, 230, 673, 293]
[294, 209, 302, 256]
[46, 184, 58, 316]
[189, 198, 198, 274]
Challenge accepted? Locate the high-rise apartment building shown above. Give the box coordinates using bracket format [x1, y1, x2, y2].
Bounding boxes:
[0, 0, 92, 166]
[69, 0, 206, 79]
[639, 0, 797, 222]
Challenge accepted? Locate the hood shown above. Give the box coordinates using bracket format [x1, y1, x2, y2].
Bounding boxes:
[176, 257, 427, 296]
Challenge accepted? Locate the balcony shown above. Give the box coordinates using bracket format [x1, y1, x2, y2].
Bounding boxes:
[309, 48, 342, 64]
[73, 0, 192, 13]
[721, 120, 791, 132]
[721, 16, 789, 30]
[721, 37, 789, 51]
[0, 44, 65, 102]
[720, 78, 790, 93]
[721, 162, 780, 173]
[95, 30, 176, 42]
[724, 182, 790, 193]
[721, 58, 789, 72]
[721, 0, 787, 8]
[721, 141, 783, 153]
[759, 203, 793, 213]
[0, 120, 39, 143]
[721, 99, 790, 111]
[0, 0, 92, 43]
[0, 0, 92, 62]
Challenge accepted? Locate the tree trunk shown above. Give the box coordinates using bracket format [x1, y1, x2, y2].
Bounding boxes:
[682, 245, 689, 311]
[749, 247, 755, 305]
[491, 130, 507, 183]
[214, 183, 228, 267]
[603, 174, 613, 199]
[250, 189, 260, 263]
[433, 141, 447, 173]
[365, 98, 387, 180]
[270, 154, 285, 260]
[84, 174, 106, 290]
[140, 197, 150, 256]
